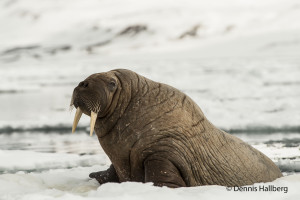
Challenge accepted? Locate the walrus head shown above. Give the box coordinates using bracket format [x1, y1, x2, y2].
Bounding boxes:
[70, 71, 120, 136]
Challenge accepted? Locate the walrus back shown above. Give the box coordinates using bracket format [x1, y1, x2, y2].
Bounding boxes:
[161, 89, 283, 186]
[133, 76, 283, 186]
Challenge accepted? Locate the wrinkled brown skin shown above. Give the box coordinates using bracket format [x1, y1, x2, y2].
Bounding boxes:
[71, 69, 282, 188]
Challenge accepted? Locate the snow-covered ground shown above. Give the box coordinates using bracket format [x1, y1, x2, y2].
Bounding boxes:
[1, 167, 300, 200]
[0, 132, 300, 200]
[0, 0, 300, 199]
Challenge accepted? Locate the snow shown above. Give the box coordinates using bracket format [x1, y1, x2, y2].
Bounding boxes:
[0, 0, 300, 199]
[1, 167, 300, 200]
[0, 132, 299, 199]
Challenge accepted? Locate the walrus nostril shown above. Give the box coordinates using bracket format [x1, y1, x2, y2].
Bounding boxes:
[79, 81, 89, 88]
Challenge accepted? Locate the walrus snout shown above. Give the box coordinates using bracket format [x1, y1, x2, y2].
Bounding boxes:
[71, 79, 101, 115]
[71, 81, 99, 136]
[71, 89, 88, 114]
[70, 73, 119, 137]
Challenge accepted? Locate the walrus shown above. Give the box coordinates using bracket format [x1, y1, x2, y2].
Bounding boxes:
[70, 69, 282, 188]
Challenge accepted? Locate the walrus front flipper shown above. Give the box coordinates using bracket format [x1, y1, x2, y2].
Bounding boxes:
[144, 156, 186, 188]
[89, 164, 119, 184]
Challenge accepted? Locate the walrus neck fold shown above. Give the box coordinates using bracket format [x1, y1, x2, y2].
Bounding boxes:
[94, 71, 134, 138]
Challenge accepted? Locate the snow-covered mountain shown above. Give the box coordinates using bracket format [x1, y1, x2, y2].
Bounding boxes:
[1, 0, 300, 58]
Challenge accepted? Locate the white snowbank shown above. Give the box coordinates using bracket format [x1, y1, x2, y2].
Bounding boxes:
[0, 167, 299, 200]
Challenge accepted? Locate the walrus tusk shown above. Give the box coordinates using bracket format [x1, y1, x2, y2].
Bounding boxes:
[72, 107, 83, 133]
[90, 111, 97, 136]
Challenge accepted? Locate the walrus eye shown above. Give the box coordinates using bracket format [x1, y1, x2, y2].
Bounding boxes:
[109, 81, 116, 88]
[107, 80, 116, 92]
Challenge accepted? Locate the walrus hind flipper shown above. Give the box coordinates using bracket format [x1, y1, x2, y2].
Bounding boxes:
[144, 156, 186, 188]
[89, 164, 119, 184]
